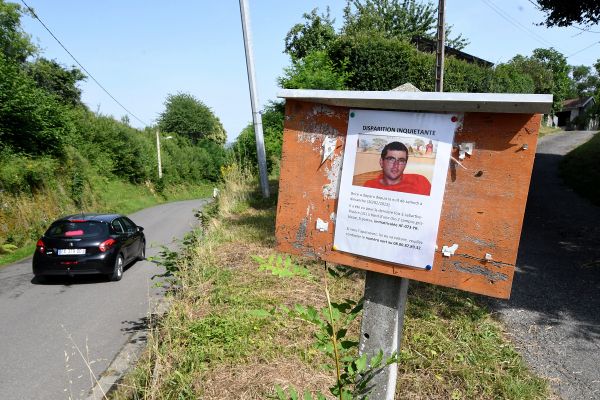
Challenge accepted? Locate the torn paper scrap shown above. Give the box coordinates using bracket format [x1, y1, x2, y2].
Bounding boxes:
[316, 218, 329, 232]
[321, 136, 337, 164]
[442, 243, 459, 257]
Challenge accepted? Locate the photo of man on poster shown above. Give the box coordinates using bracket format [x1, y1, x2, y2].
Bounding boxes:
[362, 141, 431, 196]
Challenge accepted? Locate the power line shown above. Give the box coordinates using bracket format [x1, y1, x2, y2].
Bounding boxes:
[571, 26, 600, 34]
[20, 0, 148, 127]
[567, 41, 600, 58]
[526, 0, 540, 10]
[479, 0, 556, 49]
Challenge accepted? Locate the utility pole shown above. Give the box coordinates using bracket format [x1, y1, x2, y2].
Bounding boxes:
[156, 129, 163, 179]
[435, 0, 446, 92]
[239, 0, 270, 198]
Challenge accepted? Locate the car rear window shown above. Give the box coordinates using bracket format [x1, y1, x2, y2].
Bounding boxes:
[46, 221, 107, 238]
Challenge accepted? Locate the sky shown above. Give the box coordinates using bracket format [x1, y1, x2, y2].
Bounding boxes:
[18, 0, 600, 143]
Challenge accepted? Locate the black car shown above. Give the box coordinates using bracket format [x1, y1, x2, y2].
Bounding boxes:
[33, 213, 145, 281]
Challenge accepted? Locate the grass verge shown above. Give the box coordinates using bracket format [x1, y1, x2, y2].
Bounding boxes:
[538, 125, 562, 138]
[559, 131, 600, 206]
[110, 167, 551, 399]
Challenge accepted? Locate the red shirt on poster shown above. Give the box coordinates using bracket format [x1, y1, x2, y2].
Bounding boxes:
[363, 173, 431, 196]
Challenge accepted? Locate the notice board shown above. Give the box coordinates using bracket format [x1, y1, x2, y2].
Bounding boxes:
[275, 92, 551, 299]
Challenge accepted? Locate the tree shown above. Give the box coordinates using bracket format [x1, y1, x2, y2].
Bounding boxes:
[488, 63, 535, 94]
[505, 48, 571, 112]
[158, 93, 226, 146]
[284, 8, 337, 60]
[342, 0, 468, 50]
[0, 0, 37, 62]
[506, 54, 554, 94]
[536, 0, 600, 27]
[0, 53, 75, 156]
[278, 50, 349, 90]
[532, 48, 571, 112]
[232, 102, 284, 173]
[25, 58, 86, 106]
[570, 62, 600, 98]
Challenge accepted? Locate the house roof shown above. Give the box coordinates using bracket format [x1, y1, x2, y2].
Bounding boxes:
[277, 89, 553, 114]
[562, 97, 595, 110]
[411, 36, 494, 68]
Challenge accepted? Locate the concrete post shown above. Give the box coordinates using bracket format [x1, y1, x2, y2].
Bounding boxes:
[239, 0, 270, 198]
[156, 129, 162, 179]
[359, 271, 409, 400]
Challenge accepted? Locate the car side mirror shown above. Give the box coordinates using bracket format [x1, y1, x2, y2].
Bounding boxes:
[137, 226, 144, 232]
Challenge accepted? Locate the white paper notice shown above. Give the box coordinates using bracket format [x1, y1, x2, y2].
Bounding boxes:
[333, 109, 459, 269]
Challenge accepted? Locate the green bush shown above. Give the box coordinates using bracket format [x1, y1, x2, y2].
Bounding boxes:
[232, 102, 285, 174]
[0, 53, 76, 157]
[72, 111, 155, 183]
[0, 152, 58, 195]
[160, 136, 227, 184]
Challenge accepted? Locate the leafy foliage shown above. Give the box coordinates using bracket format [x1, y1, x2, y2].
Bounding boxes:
[25, 58, 86, 106]
[536, 0, 600, 27]
[251, 254, 312, 279]
[342, 0, 468, 50]
[0, 53, 76, 156]
[158, 92, 227, 146]
[284, 8, 337, 60]
[278, 50, 349, 90]
[0, 0, 36, 62]
[232, 101, 285, 174]
[532, 48, 571, 112]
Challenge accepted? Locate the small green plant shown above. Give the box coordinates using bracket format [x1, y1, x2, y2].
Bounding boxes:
[148, 245, 179, 280]
[197, 201, 219, 229]
[251, 254, 312, 279]
[0, 243, 18, 254]
[254, 255, 397, 400]
[148, 228, 203, 285]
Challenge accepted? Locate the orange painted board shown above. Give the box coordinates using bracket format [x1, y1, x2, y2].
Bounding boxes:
[275, 100, 540, 299]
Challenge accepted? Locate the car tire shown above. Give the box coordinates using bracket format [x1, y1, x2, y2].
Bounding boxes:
[137, 240, 146, 261]
[111, 254, 124, 281]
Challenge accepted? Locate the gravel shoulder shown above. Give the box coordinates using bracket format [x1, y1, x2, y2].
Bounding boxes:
[491, 130, 600, 400]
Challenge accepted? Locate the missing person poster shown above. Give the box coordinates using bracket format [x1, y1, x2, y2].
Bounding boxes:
[333, 109, 460, 269]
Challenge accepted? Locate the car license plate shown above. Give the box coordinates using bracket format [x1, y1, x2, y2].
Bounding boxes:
[57, 249, 86, 255]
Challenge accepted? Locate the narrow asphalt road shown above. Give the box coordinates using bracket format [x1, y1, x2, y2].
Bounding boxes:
[0, 198, 209, 400]
[491, 130, 600, 399]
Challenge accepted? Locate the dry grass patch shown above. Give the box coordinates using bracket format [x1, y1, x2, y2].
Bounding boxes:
[110, 172, 550, 399]
[198, 357, 333, 399]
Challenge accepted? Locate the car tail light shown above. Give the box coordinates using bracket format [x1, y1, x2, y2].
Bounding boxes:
[99, 238, 116, 252]
[36, 239, 45, 254]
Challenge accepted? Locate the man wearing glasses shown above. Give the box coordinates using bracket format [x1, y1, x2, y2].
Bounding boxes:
[363, 141, 431, 196]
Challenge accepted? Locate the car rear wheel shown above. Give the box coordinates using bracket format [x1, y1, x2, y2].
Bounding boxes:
[137, 240, 146, 261]
[110, 254, 124, 281]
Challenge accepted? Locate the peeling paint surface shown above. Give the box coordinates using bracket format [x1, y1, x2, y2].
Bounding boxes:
[295, 217, 308, 246]
[312, 104, 335, 116]
[322, 152, 344, 199]
[453, 262, 508, 281]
